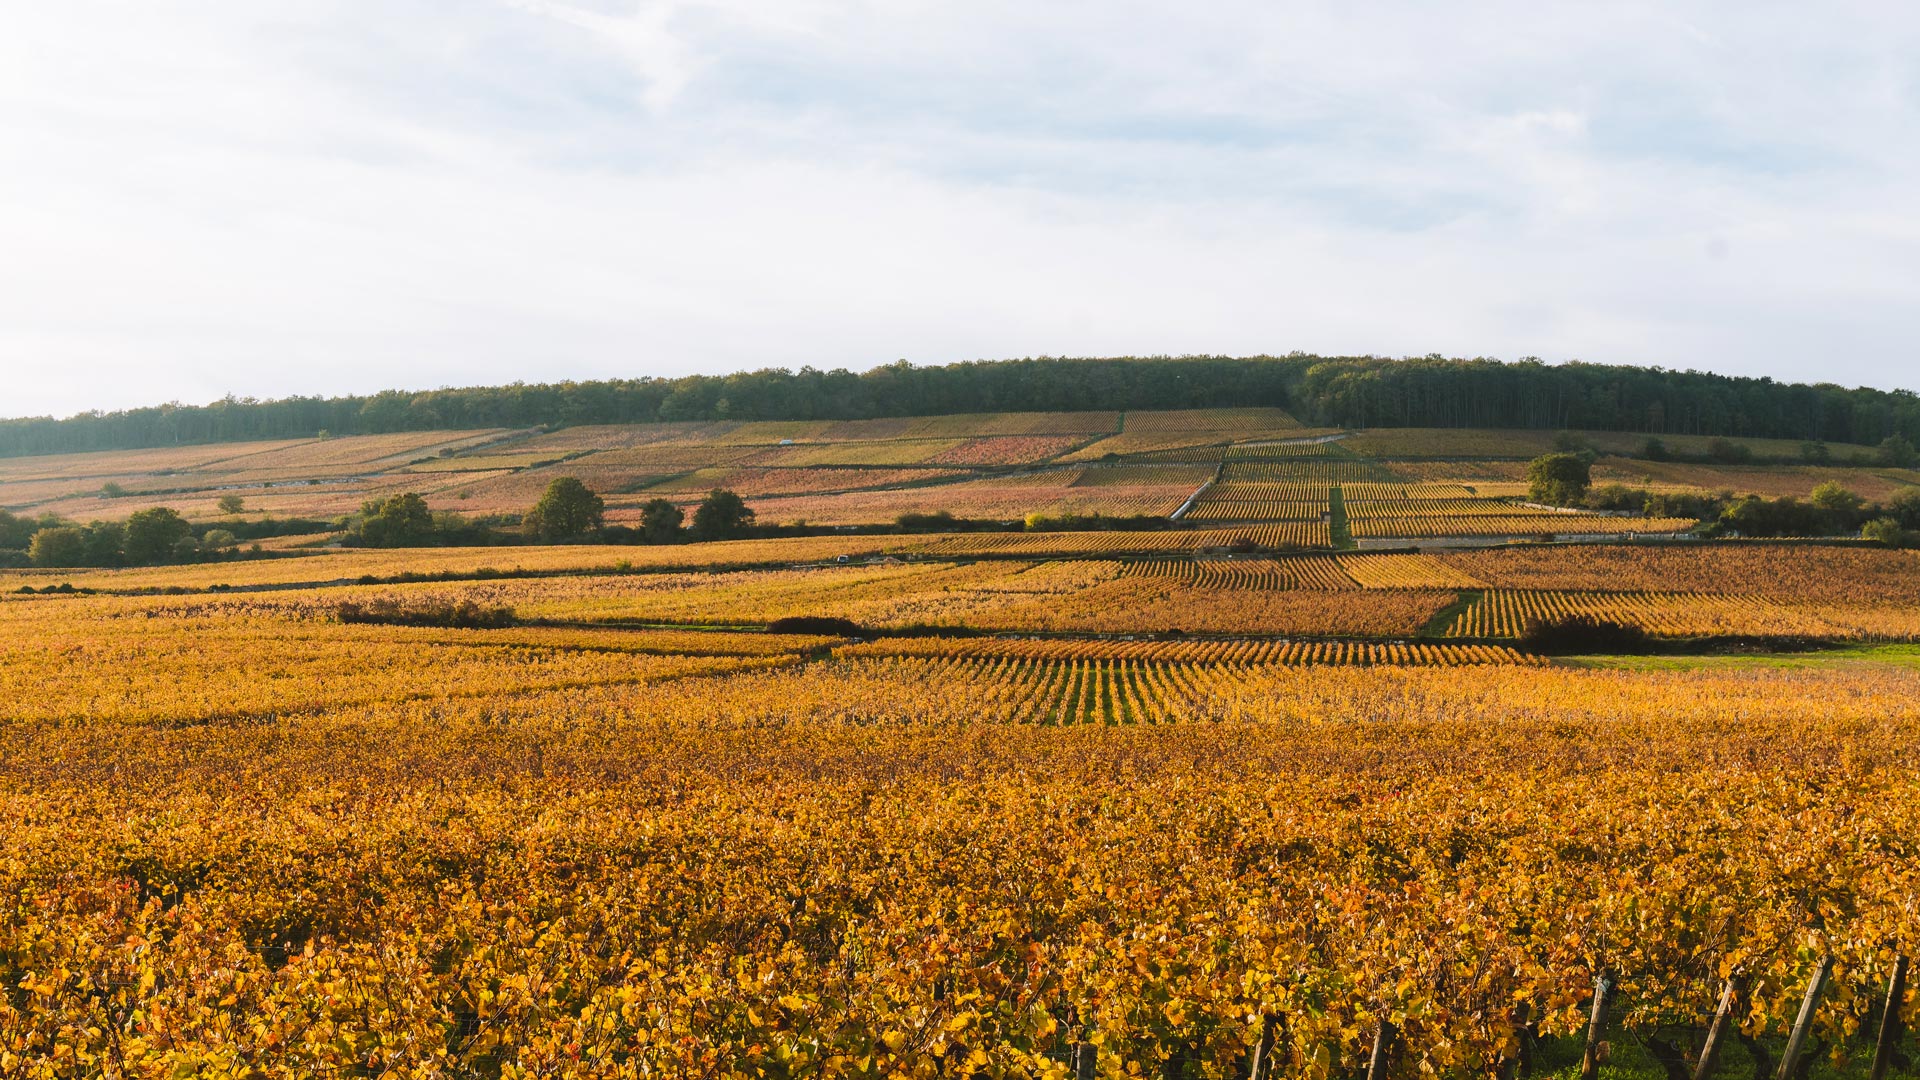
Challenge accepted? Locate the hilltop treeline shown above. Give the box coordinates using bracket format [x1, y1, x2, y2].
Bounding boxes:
[1295, 356, 1918, 443]
[4, 354, 1916, 458]
[0, 358, 1291, 457]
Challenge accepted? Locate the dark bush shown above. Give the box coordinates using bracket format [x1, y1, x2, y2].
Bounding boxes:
[336, 597, 515, 629]
[1518, 615, 1653, 655]
[764, 616, 865, 636]
[894, 511, 959, 532]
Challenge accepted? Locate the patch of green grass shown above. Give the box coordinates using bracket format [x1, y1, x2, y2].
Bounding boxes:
[1558, 643, 1920, 672]
[1521, 1030, 1879, 1079]
[1329, 485, 1355, 549]
[1419, 588, 1482, 639]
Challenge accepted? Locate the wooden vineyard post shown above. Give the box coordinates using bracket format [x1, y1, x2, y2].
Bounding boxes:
[1870, 954, 1909, 1080]
[1364, 1018, 1397, 1080]
[1580, 971, 1615, 1080]
[1774, 955, 1832, 1080]
[1247, 1014, 1281, 1080]
[1067, 1007, 1096, 1080]
[1073, 1037, 1096, 1080]
[1693, 976, 1747, 1080]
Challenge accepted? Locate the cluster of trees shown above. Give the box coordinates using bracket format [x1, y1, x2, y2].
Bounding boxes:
[7, 355, 1916, 460]
[343, 493, 500, 548]
[6, 477, 765, 567]
[512, 480, 756, 545]
[612, 490, 758, 544]
[625, 490, 752, 541]
[1526, 451, 1920, 542]
[343, 480, 760, 549]
[1, 507, 244, 569]
[1640, 434, 1917, 467]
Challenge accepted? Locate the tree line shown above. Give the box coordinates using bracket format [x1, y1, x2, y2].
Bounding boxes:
[2, 480, 761, 569]
[1295, 355, 1920, 444]
[5, 354, 1917, 458]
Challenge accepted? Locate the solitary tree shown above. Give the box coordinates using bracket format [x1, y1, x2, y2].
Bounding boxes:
[690, 489, 755, 541]
[218, 493, 246, 515]
[1525, 453, 1592, 507]
[123, 507, 192, 565]
[523, 477, 605, 542]
[639, 498, 684, 544]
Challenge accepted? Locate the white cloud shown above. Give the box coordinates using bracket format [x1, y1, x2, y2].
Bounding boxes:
[0, 2, 1917, 418]
[503, 1, 697, 111]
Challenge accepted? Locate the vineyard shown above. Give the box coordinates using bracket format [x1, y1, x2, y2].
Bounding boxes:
[836, 638, 1539, 669]
[1119, 556, 1356, 590]
[1442, 588, 1844, 640]
[4, 602, 1920, 1075]
[5, 409, 1920, 1079]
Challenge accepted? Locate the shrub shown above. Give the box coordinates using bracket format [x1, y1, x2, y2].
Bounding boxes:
[1706, 438, 1752, 464]
[336, 598, 515, 629]
[1884, 487, 1920, 529]
[1517, 615, 1653, 655]
[1809, 481, 1863, 513]
[764, 616, 865, 636]
[1644, 490, 1726, 521]
[895, 511, 959, 533]
[1582, 484, 1648, 512]
[1863, 517, 1920, 549]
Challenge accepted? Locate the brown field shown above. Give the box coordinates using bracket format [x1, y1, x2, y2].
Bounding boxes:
[1441, 542, 1920, 603]
[7, 415, 1912, 536]
[1345, 427, 1882, 460]
[1592, 458, 1920, 499]
[1121, 407, 1303, 433]
[642, 466, 969, 498]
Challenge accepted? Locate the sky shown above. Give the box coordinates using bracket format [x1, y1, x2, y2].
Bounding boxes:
[2, 2, 1917, 419]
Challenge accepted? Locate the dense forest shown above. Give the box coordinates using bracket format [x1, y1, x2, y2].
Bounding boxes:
[4, 354, 1916, 458]
[1296, 356, 1920, 444]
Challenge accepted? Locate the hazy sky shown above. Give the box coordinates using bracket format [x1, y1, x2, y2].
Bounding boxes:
[3, 2, 1918, 419]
